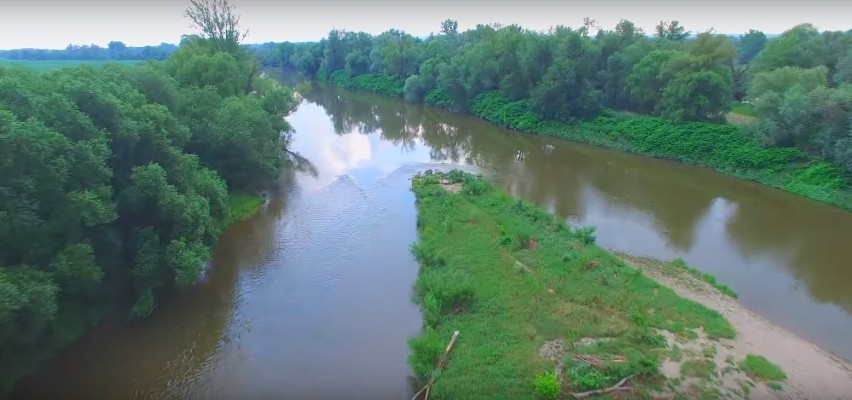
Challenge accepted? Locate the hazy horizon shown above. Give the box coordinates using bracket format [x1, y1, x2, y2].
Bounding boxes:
[2, 0, 851, 50]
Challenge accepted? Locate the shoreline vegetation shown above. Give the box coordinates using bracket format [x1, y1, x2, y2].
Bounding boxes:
[259, 20, 852, 213]
[323, 73, 852, 211]
[408, 170, 852, 399]
[0, 0, 300, 394]
[225, 193, 265, 226]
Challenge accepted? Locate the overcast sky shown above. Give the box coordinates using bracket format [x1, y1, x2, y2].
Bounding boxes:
[2, 0, 851, 49]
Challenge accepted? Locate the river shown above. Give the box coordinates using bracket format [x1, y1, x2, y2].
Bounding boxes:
[11, 83, 852, 398]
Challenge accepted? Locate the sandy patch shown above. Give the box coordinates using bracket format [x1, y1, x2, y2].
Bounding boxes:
[622, 254, 852, 400]
[439, 178, 462, 194]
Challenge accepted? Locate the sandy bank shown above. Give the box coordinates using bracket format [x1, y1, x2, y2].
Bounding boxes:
[622, 254, 852, 400]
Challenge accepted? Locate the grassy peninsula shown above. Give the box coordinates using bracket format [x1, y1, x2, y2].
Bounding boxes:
[407, 170, 798, 399]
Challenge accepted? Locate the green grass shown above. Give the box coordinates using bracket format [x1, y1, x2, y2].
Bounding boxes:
[0, 59, 141, 72]
[225, 193, 263, 226]
[680, 359, 717, 380]
[408, 170, 734, 399]
[729, 103, 758, 118]
[766, 381, 784, 391]
[740, 354, 786, 382]
[671, 258, 738, 298]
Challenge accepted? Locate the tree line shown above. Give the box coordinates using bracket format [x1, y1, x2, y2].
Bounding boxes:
[0, 42, 178, 61]
[258, 20, 852, 206]
[0, 0, 298, 392]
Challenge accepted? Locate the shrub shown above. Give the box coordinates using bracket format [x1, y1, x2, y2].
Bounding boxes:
[572, 226, 597, 245]
[566, 361, 614, 391]
[407, 329, 445, 377]
[462, 175, 492, 196]
[533, 371, 560, 400]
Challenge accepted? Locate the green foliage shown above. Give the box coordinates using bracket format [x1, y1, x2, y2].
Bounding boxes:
[407, 171, 734, 399]
[266, 20, 852, 211]
[471, 91, 544, 131]
[225, 193, 263, 225]
[0, 59, 142, 73]
[0, 27, 299, 394]
[424, 88, 456, 109]
[407, 328, 446, 377]
[572, 226, 597, 245]
[533, 371, 560, 400]
[740, 354, 787, 382]
[330, 70, 404, 97]
[566, 362, 614, 391]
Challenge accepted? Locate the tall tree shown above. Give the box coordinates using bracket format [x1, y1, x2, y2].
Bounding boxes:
[737, 29, 767, 64]
[655, 20, 690, 41]
[440, 19, 458, 35]
[184, 0, 247, 52]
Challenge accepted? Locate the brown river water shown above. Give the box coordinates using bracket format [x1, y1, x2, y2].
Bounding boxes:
[11, 83, 852, 399]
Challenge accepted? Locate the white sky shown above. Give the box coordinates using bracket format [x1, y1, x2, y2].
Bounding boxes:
[1, 0, 850, 49]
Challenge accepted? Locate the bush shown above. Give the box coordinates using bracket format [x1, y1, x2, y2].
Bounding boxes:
[572, 226, 597, 245]
[424, 88, 455, 109]
[415, 268, 475, 324]
[462, 174, 492, 196]
[471, 91, 544, 132]
[533, 371, 560, 400]
[407, 329, 445, 377]
[566, 361, 613, 391]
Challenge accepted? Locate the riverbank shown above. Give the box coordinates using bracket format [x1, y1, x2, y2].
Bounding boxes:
[225, 192, 265, 226]
[323, 74, 852, 212]
[408, 170, 852, 399]
[1, 193, 264, 396]
[621, 254, 852, 399]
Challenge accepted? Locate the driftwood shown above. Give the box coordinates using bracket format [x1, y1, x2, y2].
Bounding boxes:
[410, 331, 460, 400]
[570, 375, 635, 399]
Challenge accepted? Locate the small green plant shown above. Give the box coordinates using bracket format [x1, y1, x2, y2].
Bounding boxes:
[740, 354, 786, 382]
[572, 226, 597, 245]
[766, 381, 783, 391]
[533, 371, 561, 400]
[566, 362, 614, 391]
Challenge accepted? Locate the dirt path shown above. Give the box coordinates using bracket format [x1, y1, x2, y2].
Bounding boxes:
[622, 254, 852, 400]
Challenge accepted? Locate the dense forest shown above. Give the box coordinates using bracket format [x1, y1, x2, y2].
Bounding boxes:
[258, 20, 852, 209]
[0, 0, 298, 393]
[0, 42, 177, 61]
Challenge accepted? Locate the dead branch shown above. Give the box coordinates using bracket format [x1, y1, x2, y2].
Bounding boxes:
[571, 375, 635, 399]
[411, 331, 460, 400]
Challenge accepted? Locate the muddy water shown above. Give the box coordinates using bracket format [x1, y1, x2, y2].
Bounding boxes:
[13, 84, 852, 398]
